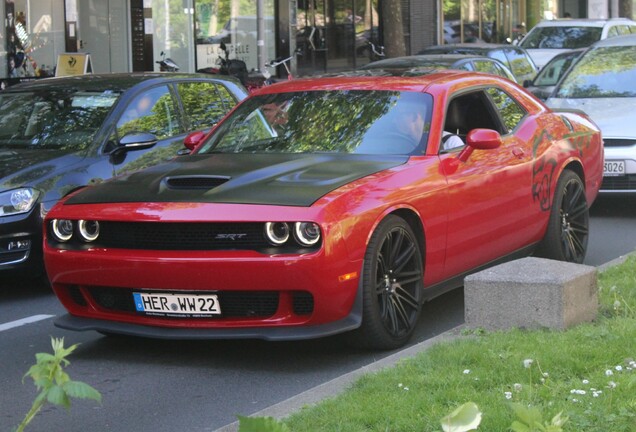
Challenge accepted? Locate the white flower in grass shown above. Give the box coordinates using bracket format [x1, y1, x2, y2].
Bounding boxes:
[607, 381, 617, 389]
[514, 383, 522, 392]
[582, 379, 589, 384]
[613, 300, 621, 310]
[605, 369, 614, 376]
[504, 391, 513, 400]
[463, 369, 471, 374]
[542, 372, 549, 378]
[398, 383, 403, 388]
[615, 365, 623, 371]
[523, 359, 534, 369]
[572, 398, 579, 403]
[403, 387, 409, 391]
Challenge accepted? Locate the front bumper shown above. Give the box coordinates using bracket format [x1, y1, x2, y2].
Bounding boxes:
[0, 205, 43, 273]
[600, 142, 636, 192]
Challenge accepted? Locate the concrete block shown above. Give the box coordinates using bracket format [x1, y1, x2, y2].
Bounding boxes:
[464, 257, 598, 331]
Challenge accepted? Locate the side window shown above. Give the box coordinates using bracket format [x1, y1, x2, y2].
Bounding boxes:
[486, 88, 526, 132]
[488, 50, 509, 69]
[116, 86, 183, 139]
[442, 90, 503, 152]
[505, 49, 535, 81]
[617, 25, 631, 36]
[607, 26, 620, 38]
[176, 82, 235, 130]
[473, 60, 498, 76]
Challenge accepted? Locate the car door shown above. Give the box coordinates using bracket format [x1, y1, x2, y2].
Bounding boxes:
[109, 84, 187, 176]
[439, 86, 535, 277]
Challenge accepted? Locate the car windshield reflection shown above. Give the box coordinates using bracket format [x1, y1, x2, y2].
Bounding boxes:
[554, 46, 636, 98]
[197, 90, 433, 156]
[0, 90, 120, 149]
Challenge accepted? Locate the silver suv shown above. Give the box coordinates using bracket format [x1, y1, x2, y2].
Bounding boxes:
[519, 18, 636, 68]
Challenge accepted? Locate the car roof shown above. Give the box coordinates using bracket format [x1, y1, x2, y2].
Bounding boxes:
[532, 18, 636, 28]
[591, 33, 636, 47]
[251, 69, 505, 95]
[2, 72, 242, 93]
[362, 54, 494, 69]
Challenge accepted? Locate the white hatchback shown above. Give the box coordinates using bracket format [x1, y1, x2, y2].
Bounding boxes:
[519, 18, 636, 69]
[546, 34, 636, 192]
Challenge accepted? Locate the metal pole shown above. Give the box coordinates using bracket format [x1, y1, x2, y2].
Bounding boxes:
[257, 0, 265, 72]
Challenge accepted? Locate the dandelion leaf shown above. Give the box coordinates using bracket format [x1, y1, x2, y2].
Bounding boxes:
[440, 402, 482, 432]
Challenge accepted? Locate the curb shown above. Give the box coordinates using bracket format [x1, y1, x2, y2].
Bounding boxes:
[213, 252, 635, 432]
[213, 327, 464, 432]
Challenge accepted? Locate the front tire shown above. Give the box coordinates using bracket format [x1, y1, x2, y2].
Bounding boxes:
[356, 215, 424, 350]
[536, 170, 589, 263]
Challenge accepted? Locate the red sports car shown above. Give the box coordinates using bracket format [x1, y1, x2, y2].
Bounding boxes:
[43, 70, 603, 349]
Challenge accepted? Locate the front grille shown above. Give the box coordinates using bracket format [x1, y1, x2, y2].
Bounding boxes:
[165, 176, 229, 189]
[88, 287, 279, 318]
[97, 222, 267, 250]
[603, 139, 636, 148]
[601, 174, 636, 190]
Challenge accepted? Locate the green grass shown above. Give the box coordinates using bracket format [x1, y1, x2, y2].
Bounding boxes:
[282, 256, 636, 431]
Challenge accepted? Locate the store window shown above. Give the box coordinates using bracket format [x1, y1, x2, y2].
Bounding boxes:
[2, 0, 65, 82]
[440, 0, 525, 44]
[194, 0, 276, 73]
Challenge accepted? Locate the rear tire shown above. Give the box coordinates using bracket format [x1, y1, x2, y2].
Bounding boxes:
[355, 215, 424, 350]
[536, 170, 589, 263]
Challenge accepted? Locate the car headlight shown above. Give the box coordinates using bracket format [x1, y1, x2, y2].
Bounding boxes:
[0, 188, 40, 217]
[294, 222, 321, 246]
[264, 222, 290, 245]
[78, 220, 100, 242]
[51, 219, 74, 242]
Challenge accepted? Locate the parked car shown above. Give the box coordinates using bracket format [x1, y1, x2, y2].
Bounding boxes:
[518, 18, 636, 69]
[44, 71, 602, 349]
[0, 73, 247, 277]
[546, 34, 636, 193]
[418, 43, 538, 83]
[359, 54, 517, 82]
[523, 49, 584, 100]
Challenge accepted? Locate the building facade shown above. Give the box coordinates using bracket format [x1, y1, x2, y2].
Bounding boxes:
[1, 0, 634, 84]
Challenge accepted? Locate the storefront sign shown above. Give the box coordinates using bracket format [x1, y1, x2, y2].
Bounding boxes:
[55, 53, 93, 76]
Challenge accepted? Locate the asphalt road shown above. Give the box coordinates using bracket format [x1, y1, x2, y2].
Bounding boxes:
[0, 194, 634, 432]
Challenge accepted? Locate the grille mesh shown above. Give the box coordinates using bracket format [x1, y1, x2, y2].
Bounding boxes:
[97, 222, 267, 250]
[601, 174, 636, 191]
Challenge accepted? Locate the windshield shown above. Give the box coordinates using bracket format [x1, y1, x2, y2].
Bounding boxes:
[197, 90, 433, 155]
[554, 46, 636, 98]
[520, 26, 602, 49]
[0, 90, 120, 149]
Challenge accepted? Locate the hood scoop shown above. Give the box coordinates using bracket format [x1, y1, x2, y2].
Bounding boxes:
[164, 175, 230, 190]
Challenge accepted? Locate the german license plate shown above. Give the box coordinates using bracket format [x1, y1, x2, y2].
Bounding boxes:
[604, 160, 625, 177]
[133, 292, 221, 316]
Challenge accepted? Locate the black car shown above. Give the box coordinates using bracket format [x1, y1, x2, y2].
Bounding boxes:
[0, 73, 247, 278]
[359, 54, 517, 82]
[418, 43, 538, 84]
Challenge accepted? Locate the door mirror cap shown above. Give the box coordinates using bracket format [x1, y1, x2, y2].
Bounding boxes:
[118, 132, 158, 151]
[458, 129, 503, 162]
[183, 130, 208, 152]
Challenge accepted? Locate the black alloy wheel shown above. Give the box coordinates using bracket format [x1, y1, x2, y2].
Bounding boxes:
[537, 170, 589, 264]
[357, 215, 424, 350]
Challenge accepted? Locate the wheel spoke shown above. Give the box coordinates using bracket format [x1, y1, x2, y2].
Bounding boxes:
[388, 230, 404, 265]
[395, 270, 422, 287]
[392, 242, 416, 274]
[390, 296, 413, 334]
[394, 285, 419, 310]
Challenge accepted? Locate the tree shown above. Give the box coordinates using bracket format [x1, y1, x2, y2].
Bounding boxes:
[381, 0, 406, 57]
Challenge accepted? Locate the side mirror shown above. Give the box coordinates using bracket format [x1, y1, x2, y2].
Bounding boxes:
[523, 79, 532, 88]
[118, 132, 158, 151]
[458, 129, 502, 162]
[183, 130, 208, 152]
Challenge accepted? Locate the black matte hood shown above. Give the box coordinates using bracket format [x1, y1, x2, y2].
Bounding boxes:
[66, 153, 408, 207]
